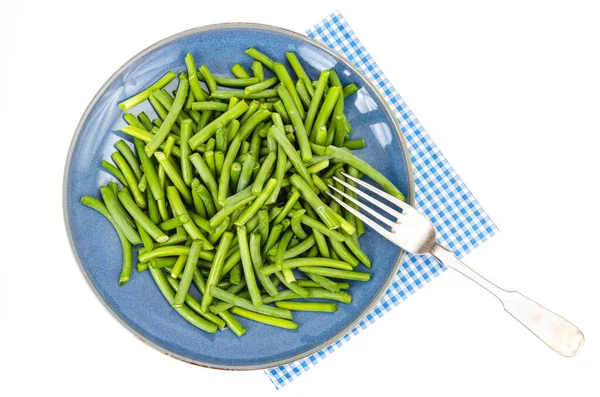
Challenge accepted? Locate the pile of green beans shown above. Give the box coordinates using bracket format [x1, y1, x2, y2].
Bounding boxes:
[81, 48, 404, 336]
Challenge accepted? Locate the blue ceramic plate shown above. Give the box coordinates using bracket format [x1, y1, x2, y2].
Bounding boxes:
[64, 23, 414, 369]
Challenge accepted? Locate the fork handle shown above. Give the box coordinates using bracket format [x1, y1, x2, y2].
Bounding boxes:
[430, 243, 584, 357]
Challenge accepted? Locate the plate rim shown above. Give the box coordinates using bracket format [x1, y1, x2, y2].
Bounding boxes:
[62, 22, 416, 370]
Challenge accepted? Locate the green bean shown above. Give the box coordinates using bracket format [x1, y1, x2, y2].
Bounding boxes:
[212, 150, 223, 177]
[244, 47, 275, 70]
[249, 231, 279, 297]
[116, 189, 168, 243]
[185, 52, 207, 103]
[231, 64, 250, 78]
[280, 235, 315, 260]
[81, 196, 133, 285]
[221, 248, 241, 277]
[218, 310, 246, 336]
[263, 287, 351, 304]
[210, 89, 278, 100]
[289, 210, 308, 239]
[155, 89, 198, 131]
[139, 245, 190, 263]
[244, 76, 279, 95]
[255, 209, 268, 241]
[230, 307, 298, 330]
[137, 173, 148, 192]
[273, 189, 300, 224]
[187, 211, 215, 234]
[251, 61, 264, 81]
[136, 262, 148, 272]
[200, 231, 234, 312]
[248, 152, 276, 195]
[133, 139, 162, 203]
[165, 186, 211, 247]
[99, 186, 141, 245]
[190, 182, 208, 219]
[215, 127, 228, 153]
[301, 273, 340, 292]
[271, 100, 291, 124]
[154, 151, 192, 205]
[325, 145, 405, 200]
[343, 83, 359, 97]
[195, 184, 216, 218]
[234, 179, 277, 226]
[217, 109, 271, 205]
[344, 237, 371, 268]
[296, 279, 348, 290]
[299, 266, 369, 281]
[145, 74, 188, 157]
[205, 217, 228, 246]
[209, 290, 250, 314]
[148, 267, 217, 333]
[169, 246, 189, 279]
[274, 271, 307, 297]
[293, 213, 346, 241]
[209, 194, 255, 228]
[172, 240, 202, 307]
[188, 101, 248, 148]
[237, 154, 256, 193]
[156, 136, 175, 188]
[137, 112, 154, 131]
[166, 275, 226, 328]
[268, 125, 315, 191]
[223, 184, 255, 208]
[204, 150, 216, 177]
[101, 160, 128, 187]
[276, 86, 312, 162]
[210, 287, 292, 319]
[230, 162, 242, 190]
[311, 86, 341, 141]
[157, 214, 188, 231]
[295, 80, 311, 109]
[314, 124, 328, 146]
[262, 256, 353, 276]
[304, 70, 330, 134]
[312, 173, 331, 194]
[275, 301, 337, 312]
[192, 101, 229, 112]
[272, 63, 305, 119]
[197, 65, 217, 93]
[149, 257, 178, 269]
[289, 174, 339, 229]
[177, 120, 192, 186]
[189, 153, 219, 207]
[118, 72, 176, 111]
[145, 189, 159, 225]
[197, 74, 260, 88]
[343, 138, 366, 150]
[237, 226, 262, 305]
[111, 151, 145, 208]
[285, 53, 314, 97]
[115, 140, 143, 180]
[262, 223, 283, 258]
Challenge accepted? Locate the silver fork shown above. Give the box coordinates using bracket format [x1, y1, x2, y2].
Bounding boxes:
[327, 172, 584, 357]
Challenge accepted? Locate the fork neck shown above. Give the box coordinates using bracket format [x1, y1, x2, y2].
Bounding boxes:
[430, 243, 509, 302]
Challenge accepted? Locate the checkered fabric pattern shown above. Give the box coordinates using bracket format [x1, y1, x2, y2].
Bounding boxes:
[266, 10, 498, 389]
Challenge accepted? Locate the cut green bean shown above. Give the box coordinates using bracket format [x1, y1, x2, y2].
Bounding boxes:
[251, 61, 264, 81]
[303, 273, 340, 293]
[237, 226, 262, 305]
[100, 186, 141, 245]
[81, 196, 133, 285]
[244, 47, 275, 70]
[115, 140, 143, 180]
[197, 74, 260, 88]
[188, 101, 249, 148]
[165, 186, 211, 247]
[192, 101, 229, 112]
[231, 64, 250, 78]
[276, 86, 312, 162]
[145, 74, 188, 156]
[267, 124, 314, 190]
[275, 302, 337, 313]
[289, 174, 339, 229]
[210, 287, 292, 319]
[158, 214, 189, 231]
[230, 307, 298, 330]
[201, 231, 234, 312]
[343, 83, 358, 97]
[298, 266, 370, 281]
[295, 80, 311, 109]
[101, 160, 128, 187]
[343, 138, 366, 150]
[304, 70, 330, 134]
[325, 145, 405, 200]
[179, 119, 193, 186]
[118, 72, 176, 111]
[272, 100, 291, 124]
[311, 86, 341, 141]
[172, 240, 203, 307]
[154, 151, 192, 205]
[249, 231, 279, 297]
[234, 179, 277, 226]
[261, 257, 353, 276]
[244, 76, 279, 95]
[189, 153, 219, 207]
[237, 154, 255, 193]
[117, 189, 168, 243]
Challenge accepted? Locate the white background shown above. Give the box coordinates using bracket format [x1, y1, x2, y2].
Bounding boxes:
[2, 1, 599, 396]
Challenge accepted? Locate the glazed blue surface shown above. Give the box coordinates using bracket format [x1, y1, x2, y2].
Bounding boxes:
[65, 24, 413, 368]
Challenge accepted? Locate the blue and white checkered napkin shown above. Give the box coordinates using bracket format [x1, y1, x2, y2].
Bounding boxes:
[266, 10, 498, 389]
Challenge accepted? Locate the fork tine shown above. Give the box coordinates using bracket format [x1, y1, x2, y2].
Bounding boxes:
[340, 171, 410, 210]
[332, 176, 403, 220]
[326, 192, 397, 243]
[328, 184, 397, 229]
